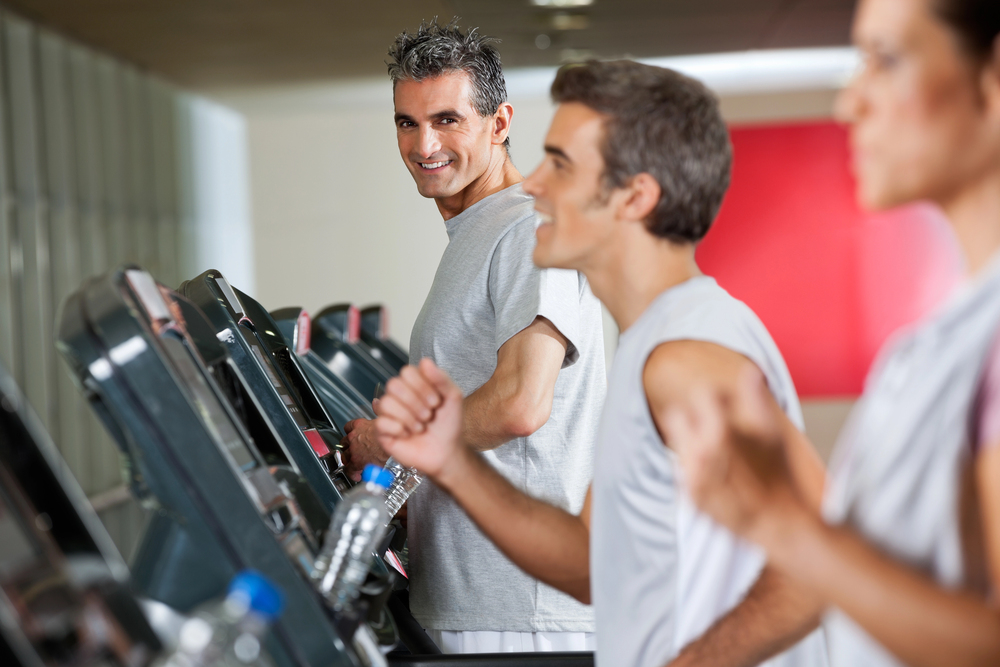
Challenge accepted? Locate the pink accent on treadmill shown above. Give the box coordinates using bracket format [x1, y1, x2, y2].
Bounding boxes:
[303, 429, 330, 458]
[296, 310, 311, 355]
[346, 305, 360, 344]
[384, 549, 407, 578]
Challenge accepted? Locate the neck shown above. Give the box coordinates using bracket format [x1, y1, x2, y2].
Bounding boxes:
[940, 167, 1000, 276]
[581, 220, 703, 333]
[436, 148, 522, 221]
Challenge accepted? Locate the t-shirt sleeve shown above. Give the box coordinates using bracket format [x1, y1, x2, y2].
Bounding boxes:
[975, 332, 1000, 451]
[488, 216, 585, 368]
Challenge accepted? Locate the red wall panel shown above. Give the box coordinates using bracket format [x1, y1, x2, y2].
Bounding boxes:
[696, 121, 961, 397]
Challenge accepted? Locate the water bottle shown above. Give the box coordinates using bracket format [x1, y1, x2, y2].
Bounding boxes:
[312, 464, 393, 611]
[382, 456, 423, 519]
[154, 570, 284, 667]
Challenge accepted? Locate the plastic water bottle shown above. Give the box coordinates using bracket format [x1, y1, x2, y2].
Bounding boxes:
[154, 570, 284, 667]
[312, 464, 393, 611]
[382, 456, 423, 519]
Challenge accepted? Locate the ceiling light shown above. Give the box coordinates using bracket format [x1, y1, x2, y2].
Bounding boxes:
[531, 0, 594, 7]
[535, 34, 552, 50]
[550, 12, 589, 30]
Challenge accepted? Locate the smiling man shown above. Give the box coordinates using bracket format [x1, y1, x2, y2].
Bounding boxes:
[340, 19, 606, 653]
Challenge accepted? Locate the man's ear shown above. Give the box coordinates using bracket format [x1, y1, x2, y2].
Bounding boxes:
[617, 173, 661, 224]
[493, 102, 514, 146]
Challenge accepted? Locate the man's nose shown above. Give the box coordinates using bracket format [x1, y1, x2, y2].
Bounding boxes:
[418, 126, 442, 157]
[522, 164, 544, 197]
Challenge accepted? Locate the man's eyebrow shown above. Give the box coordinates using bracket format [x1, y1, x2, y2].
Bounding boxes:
[430, 109, 466, 120]
[394, 112, 413, 123]
[544, 145, 572, 162]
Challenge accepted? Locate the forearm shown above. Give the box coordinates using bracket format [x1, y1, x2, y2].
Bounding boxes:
[461, 381, 552, 452]
[669, 566, 823, 667]
[765, 510, 1000, 667]
[436, 446, 591, 602]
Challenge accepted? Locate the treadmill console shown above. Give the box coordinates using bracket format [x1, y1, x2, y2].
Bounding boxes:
[0, 364, 161, 666]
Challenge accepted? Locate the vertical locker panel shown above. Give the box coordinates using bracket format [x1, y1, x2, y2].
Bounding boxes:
[175, 95, 196, 285]
[93, 55, 127, 495]
[4, 16, 56, 432]
[68, 45, 106, 280]
[123, 68, 155, 277]
[0, 14, 18, 377]
[39, 30, 86, 482]
[68, 44, 111, 497]
[150, 80, 179, 288]
[96, 56, 129, 267]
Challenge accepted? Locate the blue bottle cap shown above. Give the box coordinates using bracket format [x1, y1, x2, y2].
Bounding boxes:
[228, 570, 285, 622]
[362, 464, 395, 490]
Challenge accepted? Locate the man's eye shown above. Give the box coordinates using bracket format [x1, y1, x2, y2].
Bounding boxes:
[440, 118, 456, 125]
[398, 121, 415, 128]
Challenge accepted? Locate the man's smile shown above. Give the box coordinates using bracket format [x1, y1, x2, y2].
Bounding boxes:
[418, 160, 453, 171]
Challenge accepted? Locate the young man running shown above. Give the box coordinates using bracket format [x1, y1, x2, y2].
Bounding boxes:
[372, 60, 829, 667]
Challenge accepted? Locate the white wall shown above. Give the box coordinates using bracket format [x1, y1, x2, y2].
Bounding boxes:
[178, 96, 256, 294]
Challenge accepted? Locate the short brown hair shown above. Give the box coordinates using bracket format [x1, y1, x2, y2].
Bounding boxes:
[551, 60, 731, 243]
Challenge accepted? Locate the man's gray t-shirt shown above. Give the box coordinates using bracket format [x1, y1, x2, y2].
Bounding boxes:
[408, 183, 606, 632]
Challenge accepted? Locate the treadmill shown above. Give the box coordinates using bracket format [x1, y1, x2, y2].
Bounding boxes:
[56, 267, 375, 667]
[359, 306, 409, 374]
[176, 271, 407, 650]
[311, 304, 396, 402]
[176, 270, 351, 501]
[0, 363, 162, 666]
[271, 307, 375, 427]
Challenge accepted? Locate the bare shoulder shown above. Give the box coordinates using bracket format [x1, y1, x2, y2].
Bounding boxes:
[642, 340, 757, 413]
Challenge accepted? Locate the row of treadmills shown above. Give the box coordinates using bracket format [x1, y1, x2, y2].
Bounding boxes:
[0, 266, 595, 667]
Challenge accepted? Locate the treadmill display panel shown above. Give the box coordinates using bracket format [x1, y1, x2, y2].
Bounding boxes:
[160, 335, 258, 472]
[242, 328, 311, 431]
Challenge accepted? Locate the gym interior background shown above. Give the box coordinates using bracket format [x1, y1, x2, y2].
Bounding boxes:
[0, 0, 955, 560]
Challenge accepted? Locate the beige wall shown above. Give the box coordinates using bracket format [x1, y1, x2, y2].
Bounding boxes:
[219, 80, 839, 346]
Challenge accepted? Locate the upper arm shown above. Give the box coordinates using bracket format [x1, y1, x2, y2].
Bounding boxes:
[978, 444, 1000, 594]
[489, 219, 586, 367]
[581, 485, 593, 529]
[493, 315, 568, 401]
[643, 340, 825, 508]
[642, 340, 758, 447]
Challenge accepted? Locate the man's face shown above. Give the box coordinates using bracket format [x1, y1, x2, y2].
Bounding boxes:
[524, 102, 618, 271]
[394, 71, 496, 200]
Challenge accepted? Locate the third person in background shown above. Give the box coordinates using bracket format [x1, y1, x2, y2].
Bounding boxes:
[665, 0, 1000, 666]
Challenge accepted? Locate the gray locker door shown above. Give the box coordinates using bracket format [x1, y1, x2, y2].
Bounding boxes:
[39, 29, 87, 487]
[150, 80, 181, 289]
[4, 15, 56, 432]
[0, 17, 17, 377]
[96, 56, 130, 268]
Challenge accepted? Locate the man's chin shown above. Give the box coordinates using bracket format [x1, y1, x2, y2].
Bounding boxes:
[412, 176, 460, 200]
[532, 246, 567, 271]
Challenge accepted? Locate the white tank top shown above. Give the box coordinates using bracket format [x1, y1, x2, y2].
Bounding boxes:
[590, 276, 828, 667]
[823, 253, 1000, 666]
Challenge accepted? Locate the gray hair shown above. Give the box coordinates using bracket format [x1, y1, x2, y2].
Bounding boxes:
[388, 18, 510, 148]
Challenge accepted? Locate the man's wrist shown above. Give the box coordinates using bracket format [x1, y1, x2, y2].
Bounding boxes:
[753, 498, 828, 583]
[435, 443, 479, 496]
